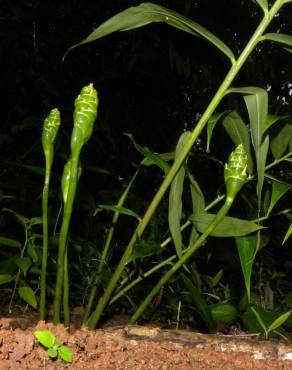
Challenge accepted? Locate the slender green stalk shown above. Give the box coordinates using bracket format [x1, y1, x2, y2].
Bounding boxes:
[130, 144, 248, 323]
[63, 247, 70, 328]
[86, 0, 285, 330]
[109, 194, 225, 305]
[264, 152, 291, 171]
[53, 156, 79, 324]
[53, 84, 98, 324]
[129, 201, 232, 323]
[40, 108, 60, 320]
[40, 166, 51, 319]
[82, 168, 140, 323]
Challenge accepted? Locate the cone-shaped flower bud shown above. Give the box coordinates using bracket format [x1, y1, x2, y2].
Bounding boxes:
[224, 144, 247, 203]
[71, 83, 98, 154]
[42, 108, 61, 162]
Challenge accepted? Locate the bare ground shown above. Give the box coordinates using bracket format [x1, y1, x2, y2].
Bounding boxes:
[1, 312, 292, 370]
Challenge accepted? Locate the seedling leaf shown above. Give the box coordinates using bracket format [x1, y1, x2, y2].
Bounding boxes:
[58, 346, 73, 363]
[34, 330, 56, 348]
[47, 348, 58, 358]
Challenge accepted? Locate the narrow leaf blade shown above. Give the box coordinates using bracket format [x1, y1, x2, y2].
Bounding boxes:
[66, 3, 234, 62]
[268, 311, 292, 333]
[190, 213, 265, 237]
[235, 236, 256, 301]
[169, 132, 191, 257]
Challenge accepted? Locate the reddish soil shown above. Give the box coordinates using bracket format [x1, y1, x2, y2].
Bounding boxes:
[1, 312, 292, 369]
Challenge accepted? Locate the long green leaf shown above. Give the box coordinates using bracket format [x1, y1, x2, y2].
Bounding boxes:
[267, 180, 291, 217]
[190, 212, 264, 237]
[228, 87, 269, 209]
[222, 111, 254, 174]
[268, 311, 292, 333]
[95, 205, 141, 220]
[126, 134, 170, 174]
[0, 274, 14, 285]
[261, 33, 292, 53]
[251, 306, 268, 334]
[65, 3, 235, 62]
[0, 237, 22, 248]
[169, 132, 191, 257]
[235, 236, 256, 302]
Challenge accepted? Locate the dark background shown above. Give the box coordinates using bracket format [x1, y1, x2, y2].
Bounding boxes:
[0, 0, 291, 318]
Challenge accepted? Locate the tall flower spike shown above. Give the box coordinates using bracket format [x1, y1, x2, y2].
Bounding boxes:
[71, 83, 98, 154]
[42, 108, 61, 161]
[224, 144, 247, 203]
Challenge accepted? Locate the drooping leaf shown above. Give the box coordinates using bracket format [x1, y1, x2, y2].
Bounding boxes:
[190, 212, 264, 237]
[16, 257, 32, 277]
[169, 131, 191, 257]
[261, 33, 292, 53]
[0, 237, 22, 248]
[206, 112, 228, 152]
[0, 274, 14, 285]
[222, 111, 253, 174]
[65, 3, 235, 62]
[228, 87, 268, 208]
[270, 121, 292, 159]
[34, 330, 56, 348]
[126, 134, 170, 174]
[181, 273, 215, 332]
[235, 236, 256, 302]
[95, 205, 141, 221]
[18, 280, 37, 308]
[267, 180, 291, 217]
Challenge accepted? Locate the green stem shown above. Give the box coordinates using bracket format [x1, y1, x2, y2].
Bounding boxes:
[53, 155, 79, 324]
[109, 194, 225, 305]
[86, 0, 285, 330]
[83, 169, 140, 324]
[40, 162, 51, 320]
[63, 246, 70, 328]
[129, 200, 232, 324]
[109, 254, 176, 305]
[265, 152, 291, 171]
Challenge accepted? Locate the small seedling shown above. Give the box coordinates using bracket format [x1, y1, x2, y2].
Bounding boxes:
[34, 330, 73, 363]
[251, 307, 292, 339]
